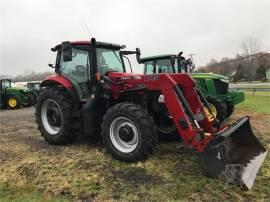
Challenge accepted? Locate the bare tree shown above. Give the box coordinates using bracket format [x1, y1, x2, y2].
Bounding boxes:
[241, 38, 261, 80]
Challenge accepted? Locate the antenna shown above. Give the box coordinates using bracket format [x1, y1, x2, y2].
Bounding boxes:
[81, 19, 93, 38]
[187, 53, 196, 63]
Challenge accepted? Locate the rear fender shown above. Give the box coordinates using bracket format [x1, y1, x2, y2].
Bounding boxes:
[40, 75, 73, 88]
[40, 75, 80, 106]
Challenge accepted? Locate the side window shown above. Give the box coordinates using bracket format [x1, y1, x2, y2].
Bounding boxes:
[60, 49, 90, 79]
[144, 61, 154, 74]
[59, 48, 90, 99]
[2, 81, 11, 88]
[156, 59, 174, 73]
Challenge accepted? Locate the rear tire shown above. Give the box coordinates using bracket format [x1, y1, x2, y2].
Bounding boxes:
[35, 87, 77, 145]
[101, 102, 158, 162]
[206, 96, 227, 124]
[7, 96, 21, 109]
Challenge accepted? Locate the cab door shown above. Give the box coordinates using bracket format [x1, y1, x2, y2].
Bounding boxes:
[58, 48, 91, 100]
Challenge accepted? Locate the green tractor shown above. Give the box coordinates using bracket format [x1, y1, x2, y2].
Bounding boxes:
[139, 52, 245, 123]
[26, 81, 41, 105]
[0, 79, 33, 109]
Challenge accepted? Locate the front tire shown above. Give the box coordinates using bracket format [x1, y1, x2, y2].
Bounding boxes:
[35, 87, 77, 145]
[206, 96, 227, 124]
[101, 102, 158, 162]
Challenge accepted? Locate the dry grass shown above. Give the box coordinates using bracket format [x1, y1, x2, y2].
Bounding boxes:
[0, 107, 269, 201]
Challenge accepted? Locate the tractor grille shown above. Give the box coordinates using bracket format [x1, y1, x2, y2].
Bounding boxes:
[214, 79, 228, 94]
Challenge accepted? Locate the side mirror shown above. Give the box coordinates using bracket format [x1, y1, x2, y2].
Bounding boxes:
[136, 48, 141, 63]
[177, 52, 183, 60]
[62, 41, 72, 62]
[48, 64, 55, 68]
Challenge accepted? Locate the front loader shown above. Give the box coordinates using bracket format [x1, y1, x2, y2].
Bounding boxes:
[35, 38, 267, 190]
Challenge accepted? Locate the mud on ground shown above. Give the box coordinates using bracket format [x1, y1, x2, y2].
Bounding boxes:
[0, 107, 269, 201]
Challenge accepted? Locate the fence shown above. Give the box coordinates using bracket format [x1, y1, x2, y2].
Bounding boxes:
[229, 87, 270, 95]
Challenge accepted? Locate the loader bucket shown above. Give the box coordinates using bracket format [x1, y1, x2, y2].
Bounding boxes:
[200, 116, 267, 190]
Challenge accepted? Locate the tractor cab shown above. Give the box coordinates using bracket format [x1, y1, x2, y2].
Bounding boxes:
[0, 79, 12, 89]
[141, 53, 192, 74]
[49, 39, 128, 100]
[27, 82, 41, 92]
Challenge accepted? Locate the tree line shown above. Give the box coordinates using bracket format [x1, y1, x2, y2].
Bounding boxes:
[197, 38, 270, 82]
[0, 70, 54, 82]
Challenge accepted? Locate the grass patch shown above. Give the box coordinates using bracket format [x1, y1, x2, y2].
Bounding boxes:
[0, 184, 69, 202]
[238, 94, 270, 114]
[244, 91, 270, 96]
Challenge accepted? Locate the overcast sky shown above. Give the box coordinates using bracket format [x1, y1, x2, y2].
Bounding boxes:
[1, 0, 270, 75]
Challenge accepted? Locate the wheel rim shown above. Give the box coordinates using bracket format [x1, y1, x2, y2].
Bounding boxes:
[8, 98, 17, 108]
[109, 117, 139, 153]
[41, 99, 62, 135]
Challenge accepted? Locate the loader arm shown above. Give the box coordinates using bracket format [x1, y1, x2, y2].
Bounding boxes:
[108, 72, 215, 151]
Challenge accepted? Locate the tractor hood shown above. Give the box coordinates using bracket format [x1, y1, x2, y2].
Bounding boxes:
[6, 87, 29, 93]
[191, 73, 229, 83]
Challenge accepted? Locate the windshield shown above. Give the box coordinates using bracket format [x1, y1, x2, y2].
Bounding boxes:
[156, 59, 174, 73]
[29, 83, 40, 90]
[96, 48, 125, 74]
[144, 59, 174, 74]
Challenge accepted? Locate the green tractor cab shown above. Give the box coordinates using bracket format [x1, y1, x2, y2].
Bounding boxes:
[140, 53, 245, 121]
[0, 79, 33, 109]
[27, 81, 41, 94]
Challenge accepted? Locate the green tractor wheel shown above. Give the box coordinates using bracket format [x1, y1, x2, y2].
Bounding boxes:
[206, 97, 227, 124]
[156, 112, 181, 141]
[7, 96, 21, 109]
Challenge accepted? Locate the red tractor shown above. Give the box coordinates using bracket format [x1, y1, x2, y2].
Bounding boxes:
[36, 38, 267, 190]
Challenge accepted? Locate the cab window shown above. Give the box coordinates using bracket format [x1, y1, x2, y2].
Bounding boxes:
[96, 48, 124, 74]
[144, 61, 154, 74]
[2, 80, 11, 88]
[155, 59, 174, 73]
[59, 48, 90, 99]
